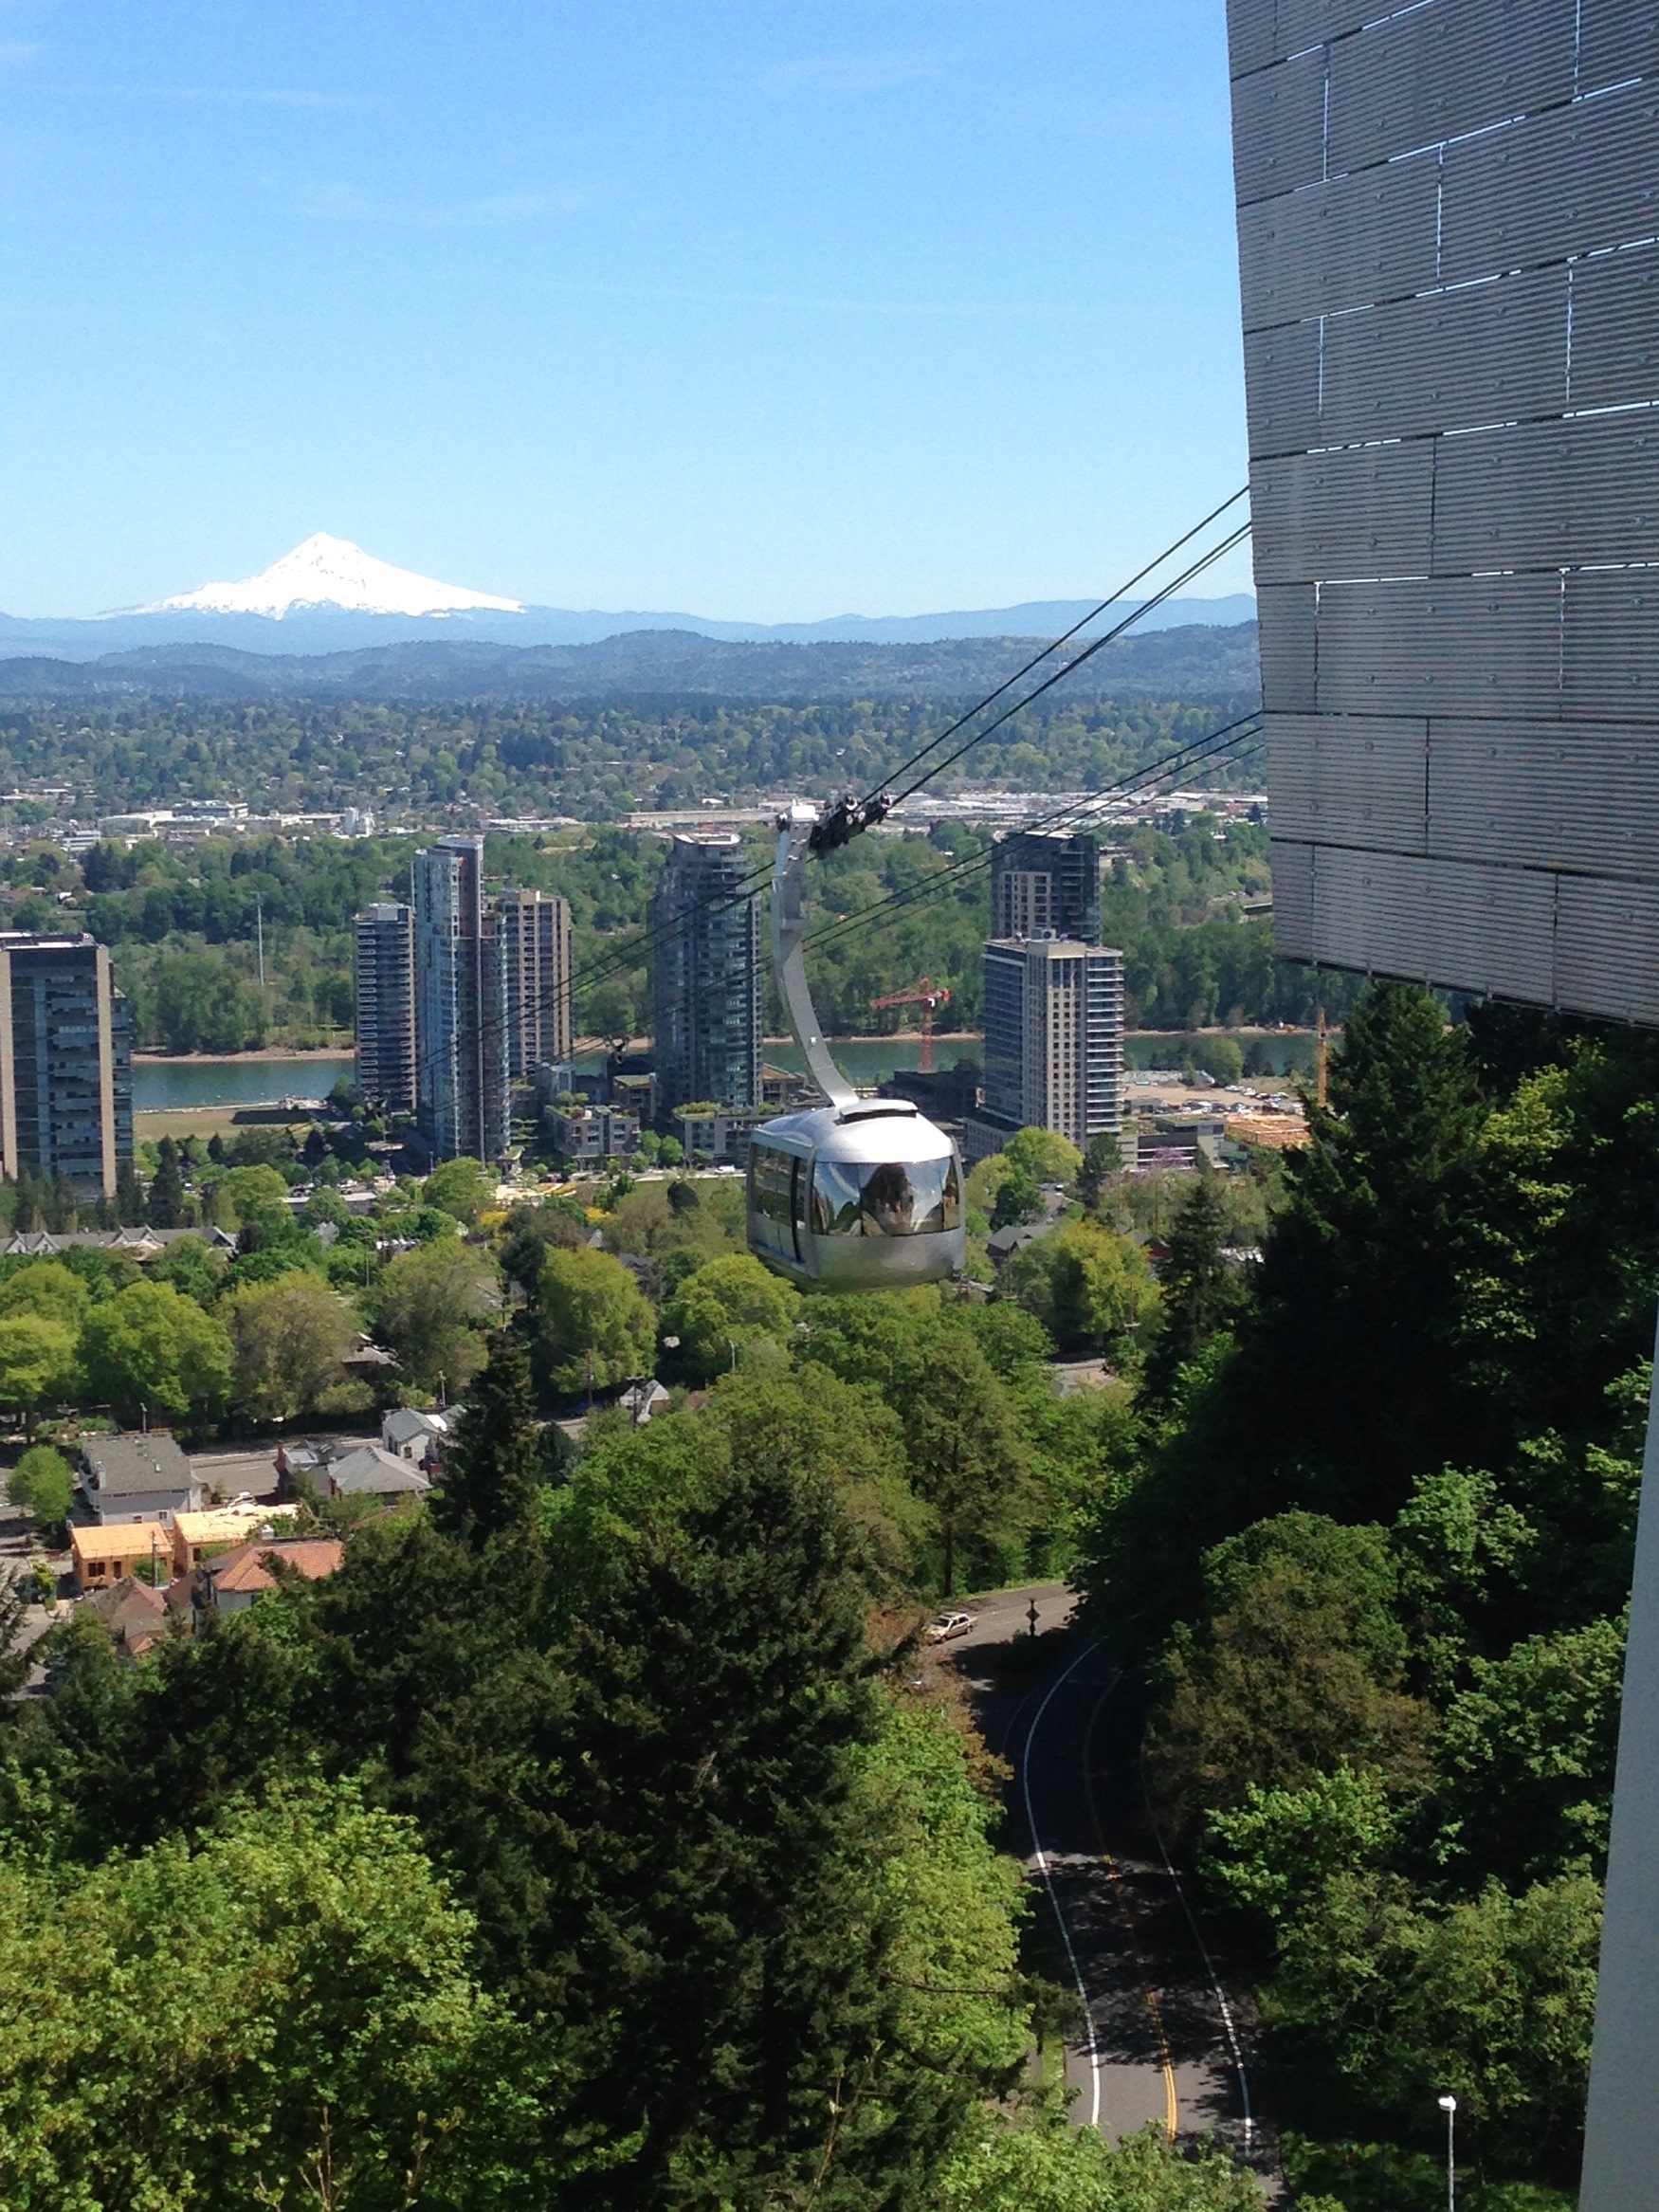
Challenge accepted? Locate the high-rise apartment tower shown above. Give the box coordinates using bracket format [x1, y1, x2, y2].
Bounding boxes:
[991, 829, 1103, 946]
[354, 903, 416, 1115]
[650, 834, 761, 1117]
[411, 836, 510, 1162]
[974, 937, 1123, 1161]
[0, 934, 134, 1199]
[495, 888, 573, 1078]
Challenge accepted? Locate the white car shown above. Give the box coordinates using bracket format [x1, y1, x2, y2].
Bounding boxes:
[923, 1611, 975, 1644]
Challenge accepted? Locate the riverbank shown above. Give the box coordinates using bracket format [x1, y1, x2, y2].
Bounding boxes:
[133, 1046, 353, 1066]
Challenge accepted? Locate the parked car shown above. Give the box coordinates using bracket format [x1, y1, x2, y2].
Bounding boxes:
[923, 1611, 975, 1643]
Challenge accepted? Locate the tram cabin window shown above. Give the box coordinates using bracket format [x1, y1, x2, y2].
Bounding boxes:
[750, 1143, 797, 1226]
[811, 1156, 961, 1237]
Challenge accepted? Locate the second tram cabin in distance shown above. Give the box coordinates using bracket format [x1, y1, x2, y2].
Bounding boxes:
[747, 1100, 964, 1292]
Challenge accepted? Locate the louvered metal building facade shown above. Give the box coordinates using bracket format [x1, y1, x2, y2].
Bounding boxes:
[1229, 0, 1659, 1020]
[1227, 8, 1659, 2201]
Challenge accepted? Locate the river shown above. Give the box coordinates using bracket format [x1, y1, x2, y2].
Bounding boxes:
[132, 1057, 356, 1111]
[133, 1029, 1316, 1113]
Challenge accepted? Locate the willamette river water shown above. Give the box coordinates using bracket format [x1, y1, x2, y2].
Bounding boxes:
[133, 1031, 1316, 1113]
[132, 1057, 357, 1112]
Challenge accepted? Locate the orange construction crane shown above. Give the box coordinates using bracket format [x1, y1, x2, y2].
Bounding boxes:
[870, 978, 952, 1071]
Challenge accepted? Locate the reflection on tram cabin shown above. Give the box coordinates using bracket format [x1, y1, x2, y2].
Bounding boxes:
[808, 1154, 961, 1237]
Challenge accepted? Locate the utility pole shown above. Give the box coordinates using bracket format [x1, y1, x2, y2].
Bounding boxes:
[1437, 2094, 1456, 2212]
[1315, 1003, 1328, 1110]
[256, 894, 265, 989]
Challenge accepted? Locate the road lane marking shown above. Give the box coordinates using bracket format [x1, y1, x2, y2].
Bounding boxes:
[1020, 1641, 1105, 2129]
[1082, 1688, 1180, 2142]
[1139, 1748, 1254, 2152]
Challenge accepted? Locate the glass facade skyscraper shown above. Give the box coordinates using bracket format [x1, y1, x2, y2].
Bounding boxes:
[0, 933, 133, 1199]
[354, 902, 416, 1115]
[411, 836, 510, 1162]
[650, 834, 760, 1116]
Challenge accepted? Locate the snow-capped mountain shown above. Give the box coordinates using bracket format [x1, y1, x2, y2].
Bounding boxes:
[139, 532, 524, 619]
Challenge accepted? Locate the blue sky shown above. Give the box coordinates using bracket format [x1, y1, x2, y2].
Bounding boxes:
[1, 2, 1249, 619]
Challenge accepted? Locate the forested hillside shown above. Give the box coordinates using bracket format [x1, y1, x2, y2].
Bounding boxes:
[1078, 988, 1657, 2202]
[0, 677, 1256, 823]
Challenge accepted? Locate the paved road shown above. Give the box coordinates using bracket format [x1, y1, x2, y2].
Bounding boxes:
[940, 1585, 1267, 2167]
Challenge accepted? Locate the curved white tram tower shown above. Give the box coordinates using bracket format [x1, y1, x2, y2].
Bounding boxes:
[747, 797, 966, 1292]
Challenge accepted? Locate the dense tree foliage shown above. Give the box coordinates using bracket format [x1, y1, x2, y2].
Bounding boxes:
[1077, 982, 1659, 2191]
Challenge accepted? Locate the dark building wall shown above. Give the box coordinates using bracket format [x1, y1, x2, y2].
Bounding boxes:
[1230, 0, 1659, 1019]
[991, 830, 1102, 946]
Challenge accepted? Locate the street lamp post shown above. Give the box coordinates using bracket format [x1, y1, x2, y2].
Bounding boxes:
[1437, 2094, 1457, 2212]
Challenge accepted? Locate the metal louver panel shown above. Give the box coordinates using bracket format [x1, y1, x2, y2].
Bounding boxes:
[1568, 242, 1659, 411]
[1258, 583, 1319, 710]
[1431, 411, 1659, 571]
[1232, 50, 1328, 203]
[1556, 878, 1659, 1024]
[1440, 82, 1659, 282]
[1230, 0, 1659, 1047]
[1315, 576, 1565, 717]
[1276, 0, 1391, 54]
[1268, 712, 1429, 847]
[1318, 266, 1569, 445]
[1561, 573, 1659, 721]
[1310, 847, 1558, 999]
[1227, 0, 1282, 79]
[1243, 320, 1323, 455]
[1428, 721, 1659, 877]
[1576, 0, 1659, 93]
[1237, 153, 1439, 329]
[1251, 445, 1433, 582]
[1325, 0, 1575, 180]
[1268, 837, 1316, 959]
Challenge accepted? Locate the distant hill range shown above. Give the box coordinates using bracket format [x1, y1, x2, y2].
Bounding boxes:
[0, 623, 1260, 704]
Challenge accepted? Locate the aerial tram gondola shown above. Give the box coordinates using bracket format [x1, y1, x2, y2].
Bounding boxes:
[747, 798, 966, 1291]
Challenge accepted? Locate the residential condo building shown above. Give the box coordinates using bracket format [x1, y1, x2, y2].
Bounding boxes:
[496, 887, 573, 1078]
[411, 836, 510, 1163]
[968, 936, 1122, 1164]
[0, 934, 134, 1199]
[354, 902, 416, 1115]
[991, 829, 1102, 946]
[651, 833, 761, 1118]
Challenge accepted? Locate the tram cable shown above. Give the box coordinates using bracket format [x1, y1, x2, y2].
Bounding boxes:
[375, 491, 1258, 1116]
[859, 487, 1249, 808]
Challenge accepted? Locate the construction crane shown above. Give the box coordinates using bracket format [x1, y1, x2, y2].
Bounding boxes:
[869, 978, 952, 1072]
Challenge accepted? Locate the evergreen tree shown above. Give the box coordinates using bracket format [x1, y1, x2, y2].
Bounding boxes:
[1246, 983, 1486, 1516]
[115, 1160, 147, 1227]
[430, 1327, 541, 1546]
[1142, 1169, 1244, 1405]
[148, 1137, 184, 1228]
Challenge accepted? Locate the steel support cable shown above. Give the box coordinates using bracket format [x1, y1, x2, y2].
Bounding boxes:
[387, 705, 1261, 1114]
[880, 521, 1253, 812]
[378, 503, 1255, 1110]
[861, 486, 1249, 807]
[799, 717, 1264, 967]
[389, 500, 1255, 1088]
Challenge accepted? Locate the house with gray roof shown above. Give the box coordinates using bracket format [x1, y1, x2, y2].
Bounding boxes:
[327, 1445, 431, 1503]
[80, 1434, 204, 1527]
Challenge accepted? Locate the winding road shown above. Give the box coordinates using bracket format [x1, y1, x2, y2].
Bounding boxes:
[941, 1583, 1267, 2163]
